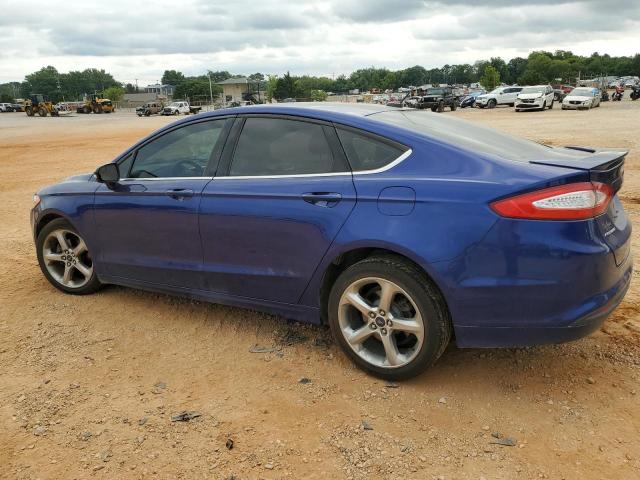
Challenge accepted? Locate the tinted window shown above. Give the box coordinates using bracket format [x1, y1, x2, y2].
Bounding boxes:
[129, 121, 225, 178]
[337, 129, 406, 172]
[229, 118, 337, 176]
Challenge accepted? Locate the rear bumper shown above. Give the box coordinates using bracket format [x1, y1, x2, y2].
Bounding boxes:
[454, 258, 632, 347]
[431, 214, 633, 348]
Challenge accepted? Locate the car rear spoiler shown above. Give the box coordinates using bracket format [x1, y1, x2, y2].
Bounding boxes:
[530, 147, 627, 192]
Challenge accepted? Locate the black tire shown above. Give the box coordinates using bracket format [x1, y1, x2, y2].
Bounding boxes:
[83, 106, 91, 114]
[548, 100, 554, 109]
[38, 107, 47, 117]
[450, 101, 457, 111]
[145, 110, 151, 117]
[26, 106, 34, 116]
[541, 101, 546, 111]
[487, 99, 496, 109]
[437, 101, 444, 113]
[36, 218, 101, 295]
[430, 106, 437, 112]
[328, 255, 452, 380]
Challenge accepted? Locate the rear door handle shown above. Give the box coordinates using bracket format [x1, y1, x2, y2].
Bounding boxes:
[165, 188, 194, 200]
[302, 192, 342, 207]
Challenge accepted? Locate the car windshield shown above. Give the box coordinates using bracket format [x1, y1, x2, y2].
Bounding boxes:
[521, 87, 545, 94]
[569, 88, 593, 96]
[426, 88, 444, 95]
[488, 88, 503, 94]
[169, 103, 180, 107]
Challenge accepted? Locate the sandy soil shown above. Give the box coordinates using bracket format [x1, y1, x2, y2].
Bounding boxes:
[0, 102, 639, 480]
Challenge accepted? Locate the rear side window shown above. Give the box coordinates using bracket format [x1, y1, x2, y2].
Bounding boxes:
[337, 129, 407, 172]
[229, 118, 339, 176]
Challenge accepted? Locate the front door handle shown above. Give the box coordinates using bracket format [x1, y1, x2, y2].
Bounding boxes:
[302, 192, 342, 207]
[165, 188, 194, 200]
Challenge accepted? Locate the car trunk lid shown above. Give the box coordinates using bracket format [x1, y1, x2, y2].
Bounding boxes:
[531, 147, 629, 265]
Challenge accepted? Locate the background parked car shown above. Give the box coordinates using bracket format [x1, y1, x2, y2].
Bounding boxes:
[475, 86, 523, 108]
[0, 103, 13, 112]
[136, 102, 163, 117]
[11, 103, 24, 112]
[562, 87, 601, 110]
[515, 85, 555, 112]
[459, 90, 485, 108]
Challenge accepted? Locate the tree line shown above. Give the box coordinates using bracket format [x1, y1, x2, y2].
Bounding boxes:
[1, 50, 639, 104]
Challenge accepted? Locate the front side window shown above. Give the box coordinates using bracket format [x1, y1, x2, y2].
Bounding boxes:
[229, 118, 338, 176]
[127, 120, 225, 178]
[337, 128, 407, 172]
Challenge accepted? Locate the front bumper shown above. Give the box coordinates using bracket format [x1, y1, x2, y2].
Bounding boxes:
[562, 102, 591, 110]
[515, 100, 544, 109]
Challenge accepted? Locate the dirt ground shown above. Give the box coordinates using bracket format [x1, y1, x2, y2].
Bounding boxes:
[1, 100, 639, 480]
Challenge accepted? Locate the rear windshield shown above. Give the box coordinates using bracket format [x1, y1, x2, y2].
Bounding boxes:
[370, 110, 586, 162]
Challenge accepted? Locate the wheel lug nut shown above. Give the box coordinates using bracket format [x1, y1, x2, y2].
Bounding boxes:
[368, 312, 376, 319]
[381, 328, 387, 335]
[370, 323, 377, 330]
[379, 310, 386, 316]
[387, 320, 393, 327]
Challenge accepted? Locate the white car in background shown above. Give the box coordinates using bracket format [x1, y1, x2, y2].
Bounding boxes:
[561, 87, 601, 110]
[515, 85, 555, 112]
[475, 86, 523, 108]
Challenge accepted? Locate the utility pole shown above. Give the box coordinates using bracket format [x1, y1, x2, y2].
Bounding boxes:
[135, 78, 138, 92]
[208, 73, 214, 109]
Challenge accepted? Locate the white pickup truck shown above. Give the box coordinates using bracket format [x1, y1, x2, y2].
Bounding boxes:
[162, 101, 202, 116]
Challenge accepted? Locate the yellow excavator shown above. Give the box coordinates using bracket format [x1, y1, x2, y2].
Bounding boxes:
[24, 94, 59, 117]
[76, 94, 115, 114]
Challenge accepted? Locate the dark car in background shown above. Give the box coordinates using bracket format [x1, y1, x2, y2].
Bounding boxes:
[459, 91, 486, 108]
[31, 103, 632, 380]
[420, 87, 457, 112]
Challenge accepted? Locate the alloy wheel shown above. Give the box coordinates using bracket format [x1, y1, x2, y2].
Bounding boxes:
[42, 229, 93, 289]
[338, 277, 425, 369]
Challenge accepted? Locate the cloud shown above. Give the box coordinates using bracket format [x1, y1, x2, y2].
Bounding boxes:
[0, 0, 638, 84]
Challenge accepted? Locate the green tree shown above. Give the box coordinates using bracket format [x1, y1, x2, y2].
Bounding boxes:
[266, 75, 278, 103]
[161, 70, 186, 86]
[274, 71, 300, 100]
[174, 77, 221, 102]
[309, 89, 328, 102]
[479, 65, 501, 91]
[103, 85, 124, 102]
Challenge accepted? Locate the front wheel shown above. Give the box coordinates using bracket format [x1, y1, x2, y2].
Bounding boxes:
[450, 102, 457, 111]
[36, 219, 101, 295]
[548, 100, 554, 109]
[328, 255, 452, 380]
[487, 99, 496, 109]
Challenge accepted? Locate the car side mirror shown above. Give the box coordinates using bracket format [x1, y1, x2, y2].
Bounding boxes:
[96, 163, 119, 185]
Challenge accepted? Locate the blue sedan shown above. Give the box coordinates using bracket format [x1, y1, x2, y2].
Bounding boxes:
[31, 103, 632, 379]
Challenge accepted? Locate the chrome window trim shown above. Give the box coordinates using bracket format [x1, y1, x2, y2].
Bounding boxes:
[119, 177, 214, 181]
[214, 148, 412, 180]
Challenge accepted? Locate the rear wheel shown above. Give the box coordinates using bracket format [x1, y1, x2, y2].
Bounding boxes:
[36, 219, 101, 295]
[450, 101, 457, 111]
[26, 106, 34, 116]
[328, 255, 451, 380]
[83, 106, 91, 114]
[437, 101, 444, 113]
[38, 107, 47, 117]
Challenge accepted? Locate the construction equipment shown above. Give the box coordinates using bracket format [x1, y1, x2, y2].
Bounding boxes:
[24, 94, 59, 117]
[76, 94, 115, 114]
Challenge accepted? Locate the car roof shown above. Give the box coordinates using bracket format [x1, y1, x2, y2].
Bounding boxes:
[211, 102, 398, 118]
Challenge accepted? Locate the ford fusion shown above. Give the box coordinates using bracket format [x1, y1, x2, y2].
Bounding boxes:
[31, 103, 632, 379]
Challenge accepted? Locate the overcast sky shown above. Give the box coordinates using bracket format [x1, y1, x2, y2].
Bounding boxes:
[1, 0, 639, 85]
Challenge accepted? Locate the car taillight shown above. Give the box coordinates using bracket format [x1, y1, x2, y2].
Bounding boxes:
[490, 182, 613, 220]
